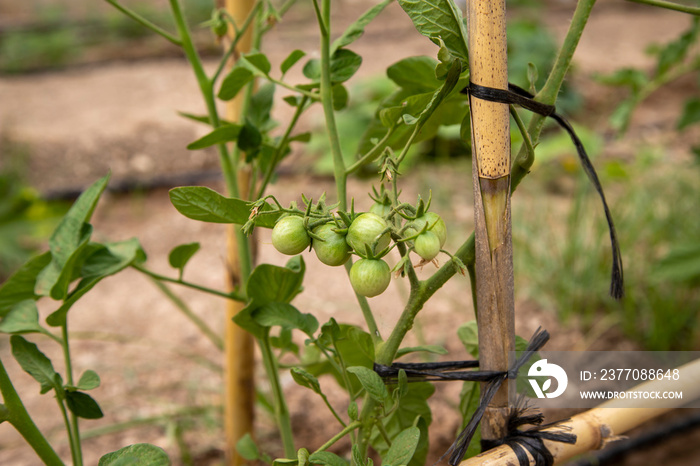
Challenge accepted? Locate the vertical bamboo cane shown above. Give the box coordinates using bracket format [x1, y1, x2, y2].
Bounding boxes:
[222, 0, 256, 464]
[467, 0, 515, 444]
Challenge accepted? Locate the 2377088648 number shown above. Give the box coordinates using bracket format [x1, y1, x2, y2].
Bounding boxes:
[599, 368, 680, 381]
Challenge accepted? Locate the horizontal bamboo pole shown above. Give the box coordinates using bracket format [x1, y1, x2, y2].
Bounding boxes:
[460, 357, 700, 465]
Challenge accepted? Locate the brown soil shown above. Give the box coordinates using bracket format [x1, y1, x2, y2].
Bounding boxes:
[0, 1, 698, 465]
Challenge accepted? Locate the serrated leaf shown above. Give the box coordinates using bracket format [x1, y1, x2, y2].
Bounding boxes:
[253, 303, 318, 338]
[168, 243, 201, 271]
[331, 0, 393, 54]
[77, 370, 101, 391]
[98, 443, 170, 466]
[396, 0, 469, 62]
[347, 366, 389, 402]
[11, 335, 61, 394]
[169, 186, 279, 227]
[187, 125, 242, 150]
[236, 433, 260, 461]
[308, 451, 348, 466]
[281, 50, 306, 75]
[219, 66, 255, 101]
[0, 300, 43, 335]
[0, 252, 51, 317]
[383, 426, 420, 466]
[66, 390, 103, 419]
[291, 367, 322, 394]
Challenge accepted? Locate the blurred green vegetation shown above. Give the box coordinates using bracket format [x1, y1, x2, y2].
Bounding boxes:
[0, 139, 68, 281]
[0, 0, 213, 73]
[513, 142, 700, 351]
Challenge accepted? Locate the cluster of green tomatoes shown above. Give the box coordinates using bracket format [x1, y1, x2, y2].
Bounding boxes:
[270, 195, 447, 298]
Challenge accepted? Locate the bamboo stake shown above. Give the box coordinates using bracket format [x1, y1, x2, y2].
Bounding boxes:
[467, 0, 515, 443]
[460, 357, 700, 465]
[222, 1, 256, 464]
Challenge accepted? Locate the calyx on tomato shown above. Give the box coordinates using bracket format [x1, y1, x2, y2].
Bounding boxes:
[346, 213, 391, 256]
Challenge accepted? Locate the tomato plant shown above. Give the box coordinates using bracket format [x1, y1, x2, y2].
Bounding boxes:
[3, 0, 687, 464]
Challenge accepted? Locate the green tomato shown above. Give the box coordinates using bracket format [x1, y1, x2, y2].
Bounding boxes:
[312, 223, 351, 266]
[411, 212, 447, 247]
[349, 258, 391, 297]
[271, 216, 310, 255]
[369, 202, 392, 218]
[414, 231, 441, 261]
[346, 213, 391, 255]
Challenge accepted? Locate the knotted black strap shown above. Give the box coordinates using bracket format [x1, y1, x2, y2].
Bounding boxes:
[375, 328, 575, 465]
[463, 82, 624, 299]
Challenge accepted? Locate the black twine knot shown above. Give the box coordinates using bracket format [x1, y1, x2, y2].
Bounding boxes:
[480, 397, 577, 466]
[462, 81, 624, 299]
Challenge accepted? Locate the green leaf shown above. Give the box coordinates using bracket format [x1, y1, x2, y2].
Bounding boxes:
[35, 223, 93, 299]
[248, 83, 276, 130]
[678, 98, 700, 130]
[169, 186, 280, 227]
[457, 320, 479, 358]
[66, 390, 103, 419]
[395, 345, 448, 359]
[98, 444, 170, 466]
[329, 49, 363, 83]
[281, 50, 306, 76]
[238, 120, 263, 152]
[243, 52, 272, 75]
[35, 174, 110, 300]
[47, 238, 146, 327]
[396, 0, 469, 62]
[187, 125, 242, 150]
[168, 243, 201, 271]
[0, 300, 43, 335]
[370, 385, 433, 466]
[0, 252, 51, 317]
[655, 18, 699, 77]
[253, 303, 318, 338]
[236, 433, 261, 461]
[347, 366, 389, 402]
[332, 83, 349, 111]
[10, 335, 61, 394]
[331, 0, 393, 54]
[219, 66, 255, 101]
[386, 56, 441, 92]
[290, 367, 322, 394]
[308, 451, 348, 466]
[246, 257, 306, 306]
[383, 426, 420, 466]
[76, 370, 101, 391]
